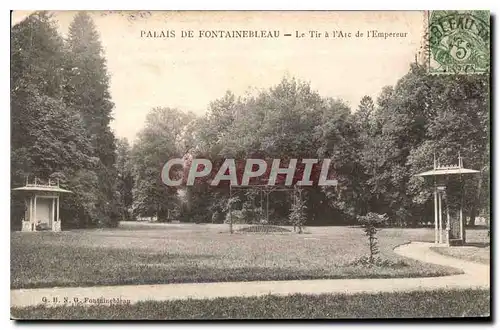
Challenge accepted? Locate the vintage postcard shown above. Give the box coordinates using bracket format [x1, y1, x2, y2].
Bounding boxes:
[10, 10, 490, 320]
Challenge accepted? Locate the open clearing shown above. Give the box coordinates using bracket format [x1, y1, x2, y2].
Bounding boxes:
[11, 222, 489, 289]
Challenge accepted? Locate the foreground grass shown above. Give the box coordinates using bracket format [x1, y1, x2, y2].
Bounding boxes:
[11, 289, 490, 320]
[11, 225, 487, 289]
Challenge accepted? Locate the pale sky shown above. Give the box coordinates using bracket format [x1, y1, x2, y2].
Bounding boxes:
[12, 11, 425, 143]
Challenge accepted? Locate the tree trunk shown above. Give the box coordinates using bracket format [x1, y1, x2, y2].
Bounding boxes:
[229, 211, 233, 234]
[469, 207, 476, 228]
[369, 236, 374, 263]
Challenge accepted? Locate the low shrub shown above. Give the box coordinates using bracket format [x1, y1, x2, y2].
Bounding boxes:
[238, 225, 292, 233]
[357, 212, 388, 264]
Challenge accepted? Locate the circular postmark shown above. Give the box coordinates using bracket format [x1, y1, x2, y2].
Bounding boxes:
[428, 11, 490, 74]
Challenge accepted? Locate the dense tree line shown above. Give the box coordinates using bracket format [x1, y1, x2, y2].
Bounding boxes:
[11, 12, 489, 228]
[11, 11, 120, 229]
[129, 65, 489, 227]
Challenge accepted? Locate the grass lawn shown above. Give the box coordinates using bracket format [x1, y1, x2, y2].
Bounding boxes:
[10, 223, 488, 289]
[11, 289, 491, 319]
[431, 244, 490, 265]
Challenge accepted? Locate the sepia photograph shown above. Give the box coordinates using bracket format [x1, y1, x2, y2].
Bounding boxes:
[9, 10, 490, 320]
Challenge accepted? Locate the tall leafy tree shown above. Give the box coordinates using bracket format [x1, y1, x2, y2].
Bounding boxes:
[65, 12, 119, 226]
[11, 11, 66, 103]
[116, 138, 134, 221]
[353, 95, 375, 134]
[11, 11, 67, 176]
[65, 12, 115, 165]
[11, 12, 95, 229]
[360, 63, 489, 227]
[131, 107, 195, 221]
[357, 64, 434, 225]
[407, 71, 490, 226]
[200, 78, 351, 224]
[315, 97, 365, 221]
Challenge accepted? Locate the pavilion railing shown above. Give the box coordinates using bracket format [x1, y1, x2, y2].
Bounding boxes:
[24, 177, 60, 188]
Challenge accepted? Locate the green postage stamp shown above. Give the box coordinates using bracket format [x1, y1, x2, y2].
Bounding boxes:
[428, 10, 490, 74]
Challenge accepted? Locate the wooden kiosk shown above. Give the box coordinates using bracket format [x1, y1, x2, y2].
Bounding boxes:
[415, 155, 479, 246]
[12, 178, 72, 232]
